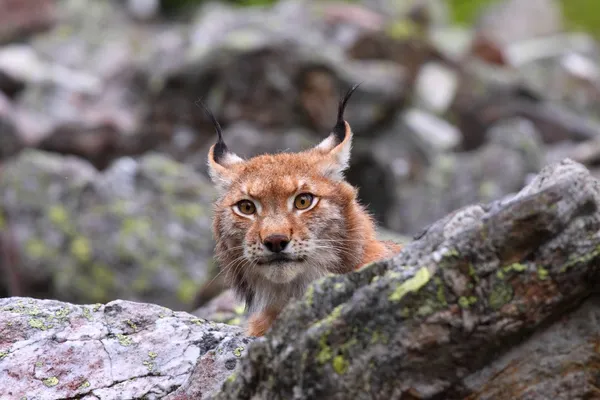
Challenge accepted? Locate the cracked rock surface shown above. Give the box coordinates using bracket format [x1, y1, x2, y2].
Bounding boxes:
[0, 297, 248, 399]
[213, 158, 600, 400]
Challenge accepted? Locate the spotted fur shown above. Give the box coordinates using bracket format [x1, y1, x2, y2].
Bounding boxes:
[203, 85, 402, 337]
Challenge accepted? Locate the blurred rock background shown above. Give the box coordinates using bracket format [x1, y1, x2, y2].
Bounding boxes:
[1, 0, 599, 322]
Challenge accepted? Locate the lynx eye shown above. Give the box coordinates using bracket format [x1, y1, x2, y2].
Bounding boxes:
[236, 200, 256, 215]
[294, 193, 314, 210]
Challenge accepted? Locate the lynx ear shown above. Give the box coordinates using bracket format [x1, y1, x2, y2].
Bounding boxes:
[200, 99, 244, 191]
[314, 83, 360, 180]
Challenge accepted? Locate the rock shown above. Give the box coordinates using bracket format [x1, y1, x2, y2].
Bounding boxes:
[451, 67, 600, 150]
[0, 150, 217, 310]
[0, 296, 248, 399]
[213, 157, 600, 399]
[412, 61, 459, 113]
[402, 108, 462, 153]
[0, 91, 24, 160]
[127, 0, 160, 20]
[384, 116, 545, 236]
[0, 0, 57, 44]
[193, 289, 246, 327]
[472, 0, 563, 65]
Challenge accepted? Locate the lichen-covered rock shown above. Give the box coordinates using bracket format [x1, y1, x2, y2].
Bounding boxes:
[0, 297, 248, 399]
[0, 149, 216, 310]
[359, 117, 545, 234]
[212, 158, 600, 399]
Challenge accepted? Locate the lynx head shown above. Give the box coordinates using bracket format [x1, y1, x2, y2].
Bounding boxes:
[204, 84, 364, 303]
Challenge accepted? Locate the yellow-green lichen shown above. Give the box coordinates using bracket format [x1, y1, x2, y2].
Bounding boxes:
[70, 237, 92, 263]
[25, 239, 50, 259]
[332, 355, 349, 375]
[304, 284, 315, 307]
[0, 351, 8, 359]
[79, 380, 91, 390]
[233, 346, 244, 357]
[537, 267, 549, 280]
[43, 377, 59, 387]
[54, 307, 71, 320]
[48, 205, 69, 227]
[489, 283, 514, 310]
[503, 263, 527, 273]
[29, 318, 51, 330]
[116, 333, 133, 346]
[148, 351, 157, 359]
[333, 283, 345, 291]
[191, 318, 205, 325]
[225, 372, 237, 383]
[143, 360, 155, 371]
[233, 305, 245, 315]
[177, 280, 198, 304]
[82, 307, 93, 321]
[560, 245, 600, 273]
[312, 304, 343, 329]
[388, 267, 431, 302]
[370, 330, 389, 345]
[434, 277, 447, 305]
[458, 296, 478, 309]
[93, 303, 102, 312]
[316, 334, 333, 364]
[173, 203, 205, 221]
[125, 320, 137, 331]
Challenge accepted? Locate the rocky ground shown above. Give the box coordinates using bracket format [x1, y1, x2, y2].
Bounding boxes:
[2, 157, 600, 399]
[1, 0, 600, 370]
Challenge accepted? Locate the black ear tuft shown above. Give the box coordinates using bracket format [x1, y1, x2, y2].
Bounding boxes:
[333, 82, 361, 143]
[198, 98, 228, 162]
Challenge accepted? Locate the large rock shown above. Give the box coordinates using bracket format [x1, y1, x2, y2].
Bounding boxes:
[213, 158, 600, 399]
[356, 117, 545, 234]
[0, 150, 216, 310]
[0, 297, 248, 399]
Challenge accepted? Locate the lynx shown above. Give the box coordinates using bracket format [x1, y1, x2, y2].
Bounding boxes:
[204, 84, 402, 336]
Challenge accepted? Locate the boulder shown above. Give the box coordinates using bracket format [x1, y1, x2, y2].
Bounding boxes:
[0, 150, 217, 310]
[0, 297, 248, 399]
[213, 158, 600, 399]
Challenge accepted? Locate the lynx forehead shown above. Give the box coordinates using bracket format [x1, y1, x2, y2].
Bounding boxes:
[203, 84, 401, 336]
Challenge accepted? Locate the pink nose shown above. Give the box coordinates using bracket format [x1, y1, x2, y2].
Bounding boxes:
[263, 234, 290, 253]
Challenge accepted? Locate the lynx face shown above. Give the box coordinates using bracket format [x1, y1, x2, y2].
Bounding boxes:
[204, 84, 368, 312]
[212, 152, 356, 286]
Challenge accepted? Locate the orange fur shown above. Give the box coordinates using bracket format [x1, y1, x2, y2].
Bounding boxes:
[203, 86, 403, 337]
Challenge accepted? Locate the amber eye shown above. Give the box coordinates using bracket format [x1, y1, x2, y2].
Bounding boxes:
[294, 193, 314, 210]
[236, 200, 256, 215]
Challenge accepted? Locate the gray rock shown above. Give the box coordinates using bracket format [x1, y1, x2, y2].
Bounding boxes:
[354, 116, 544, 235]
[402, 108, 462, 153]
[413, 61, 459, 113]
[213, 157, 600, 399]
[0, 296, 248, 399]
[475, 0, 563, 50]
[0, 91, 23, 160]
[0, 149, 217, 310]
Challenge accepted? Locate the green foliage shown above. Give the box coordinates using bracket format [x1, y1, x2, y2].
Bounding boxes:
[560, 0, 600, 38]
[447, 0, 600, 38]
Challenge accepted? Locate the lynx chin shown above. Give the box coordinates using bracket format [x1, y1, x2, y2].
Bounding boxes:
[203, 84, 402, 337]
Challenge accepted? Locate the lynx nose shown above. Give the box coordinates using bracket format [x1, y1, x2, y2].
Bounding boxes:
[263, 234, 290, 253]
